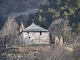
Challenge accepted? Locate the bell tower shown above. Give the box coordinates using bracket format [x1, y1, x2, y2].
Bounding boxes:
[20, 21, 25, 32]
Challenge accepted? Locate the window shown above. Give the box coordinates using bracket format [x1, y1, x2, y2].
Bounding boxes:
[27, 32, 29, 34]
[40, 31, 42, 35]
[29, 37, 30, 39]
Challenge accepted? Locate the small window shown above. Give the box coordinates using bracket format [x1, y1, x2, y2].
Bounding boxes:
[40, 31, 42, 35]
[27, 32, 29, 34]
[29, 37, 30, 39]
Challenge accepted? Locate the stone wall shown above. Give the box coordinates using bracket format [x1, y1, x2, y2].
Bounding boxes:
[19, 32, 50, 45]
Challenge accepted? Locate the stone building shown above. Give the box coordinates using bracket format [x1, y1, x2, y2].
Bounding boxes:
[19, 22, 50, 45]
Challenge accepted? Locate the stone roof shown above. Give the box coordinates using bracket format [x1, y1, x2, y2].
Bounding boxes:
[23, 23, 48, 32]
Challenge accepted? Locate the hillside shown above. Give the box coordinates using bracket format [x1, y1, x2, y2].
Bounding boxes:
[0, 0, 48, 48]
[0, 0, 48, 29]
[28, 0, 80, 30]
[0, 0, 80, 60]
[28, 0, 80, 42]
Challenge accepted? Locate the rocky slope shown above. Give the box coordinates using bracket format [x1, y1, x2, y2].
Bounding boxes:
[0, 0, 48, 29]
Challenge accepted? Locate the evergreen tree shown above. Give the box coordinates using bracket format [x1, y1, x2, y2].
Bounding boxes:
[76, 0, 80, 8]
[43, 17, 46, 21]
[28, 0, 80, 31]
[38, 9, 43, 13]
[38, 15, 42, 22]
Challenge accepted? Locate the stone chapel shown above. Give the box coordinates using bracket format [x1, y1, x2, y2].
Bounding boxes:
[19, 21, 50, 45]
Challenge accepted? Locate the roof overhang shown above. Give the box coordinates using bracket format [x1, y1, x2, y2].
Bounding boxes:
[18, 30, 49, 35]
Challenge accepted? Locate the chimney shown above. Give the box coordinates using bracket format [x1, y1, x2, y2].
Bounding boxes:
[20, 21, 25, 32]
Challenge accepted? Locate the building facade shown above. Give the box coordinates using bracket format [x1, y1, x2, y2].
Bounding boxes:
[19, 22, 50, 45]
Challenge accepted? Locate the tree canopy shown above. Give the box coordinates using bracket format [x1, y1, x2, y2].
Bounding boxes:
[28, 0, 80, 33]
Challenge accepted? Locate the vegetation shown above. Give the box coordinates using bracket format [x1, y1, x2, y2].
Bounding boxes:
[28, 0, 80, 33]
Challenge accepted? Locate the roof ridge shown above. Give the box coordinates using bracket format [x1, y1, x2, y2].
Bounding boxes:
[23, 23, 48, 32]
